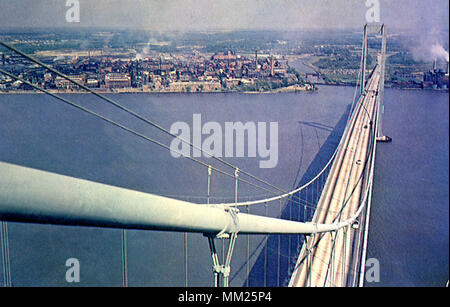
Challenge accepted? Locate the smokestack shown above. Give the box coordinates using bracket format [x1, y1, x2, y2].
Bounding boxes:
[255, 50, 258, 71]
[270, 55, 274, 77]
[433, 59, 437, 72]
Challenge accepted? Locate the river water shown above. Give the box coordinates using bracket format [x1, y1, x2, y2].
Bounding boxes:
[366, 89, 449, 287]
[0, 86, 447, 286]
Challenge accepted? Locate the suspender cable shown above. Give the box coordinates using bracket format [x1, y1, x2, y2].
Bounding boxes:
[184, 232, 188, 287]
[0, 221, 11, 287]
[121, 229, 128, 287]
[264, 202, 268, 287]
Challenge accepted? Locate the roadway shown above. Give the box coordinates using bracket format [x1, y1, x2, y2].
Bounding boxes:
[289, 65, 381, 287]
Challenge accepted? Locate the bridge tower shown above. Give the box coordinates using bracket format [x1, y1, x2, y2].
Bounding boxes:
[361, 23, 391, 142]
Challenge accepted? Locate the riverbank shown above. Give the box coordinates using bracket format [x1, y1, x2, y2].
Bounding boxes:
[0, 84, 317, 95]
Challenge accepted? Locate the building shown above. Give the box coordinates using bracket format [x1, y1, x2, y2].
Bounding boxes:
[55, 75, 86, 89]
[86, 78, 100, 88]
[44, 73, 53, 82]
[168, 80, 221, 92]
[212, 50, 237, 62]
[105, 73, 131, 88]
[423, 63, 449, 90]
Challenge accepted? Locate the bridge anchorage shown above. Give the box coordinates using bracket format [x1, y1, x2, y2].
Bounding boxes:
[0, 24, 388, 287]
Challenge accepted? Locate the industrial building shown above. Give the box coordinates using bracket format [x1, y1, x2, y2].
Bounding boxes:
[105, 73, 131, 89]
[423, 61, 449, 90]
[55, 75, 86, 89]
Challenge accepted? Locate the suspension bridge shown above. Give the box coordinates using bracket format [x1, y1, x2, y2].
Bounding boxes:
[0, 24, 389, 287]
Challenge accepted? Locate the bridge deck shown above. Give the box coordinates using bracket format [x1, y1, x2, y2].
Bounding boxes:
[289, 66, 381, 287]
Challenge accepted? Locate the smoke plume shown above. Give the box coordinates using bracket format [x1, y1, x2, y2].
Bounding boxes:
[430, 43, 449, 62]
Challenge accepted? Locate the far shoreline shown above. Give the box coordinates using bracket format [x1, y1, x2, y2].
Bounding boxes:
[0, 84, 318, 95]
[1, 84, 448, 95]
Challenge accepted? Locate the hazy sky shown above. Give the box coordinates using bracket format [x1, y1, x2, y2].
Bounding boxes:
[0, 0, 448, 33]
